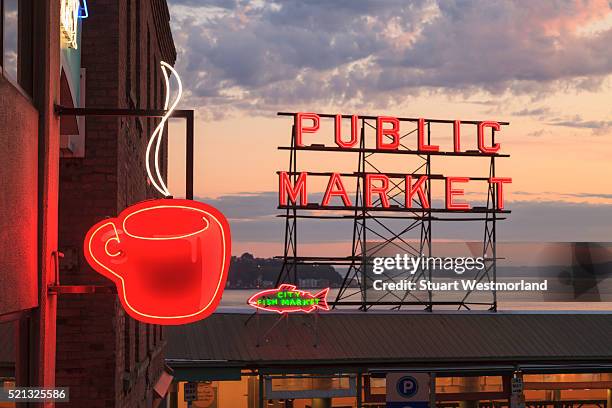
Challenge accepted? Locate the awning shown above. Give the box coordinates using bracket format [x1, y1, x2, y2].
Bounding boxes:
[165, 312, 612, 372]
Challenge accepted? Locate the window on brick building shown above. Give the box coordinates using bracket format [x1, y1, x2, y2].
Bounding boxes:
[146, 27, 151, 136]
[135, 0, 141, 107]
[153, 53, 157, 106]
[125, 0, 131, 103]
[1, 0, 34, 95]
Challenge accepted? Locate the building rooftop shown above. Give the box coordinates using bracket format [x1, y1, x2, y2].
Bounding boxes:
[165, 312, 612, 375]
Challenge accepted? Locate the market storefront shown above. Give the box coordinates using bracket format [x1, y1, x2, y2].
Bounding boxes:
[168, 373, 612, 408]
[163, 313, 612, 408]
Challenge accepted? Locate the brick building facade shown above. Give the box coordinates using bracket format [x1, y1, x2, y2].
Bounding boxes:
[0, 0, 61, 395]
[57, 1, 176, 407]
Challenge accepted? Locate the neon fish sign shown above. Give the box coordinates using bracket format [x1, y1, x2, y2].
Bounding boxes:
[248, 284, 330, 314]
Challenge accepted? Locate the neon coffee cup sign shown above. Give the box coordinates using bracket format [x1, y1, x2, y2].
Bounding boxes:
[85, 199, 230, 325]
[83, 63, 231, 325]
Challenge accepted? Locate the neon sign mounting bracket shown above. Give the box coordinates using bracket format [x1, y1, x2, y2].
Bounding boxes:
[54, 106, 195, 200]
[48, 285, 117, 294]
[52, 106, 196, 296]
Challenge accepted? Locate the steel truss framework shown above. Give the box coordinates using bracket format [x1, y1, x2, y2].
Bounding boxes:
[275, 112, 510, 311]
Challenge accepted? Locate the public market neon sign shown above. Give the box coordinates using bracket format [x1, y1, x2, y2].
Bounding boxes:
[83, 63, 231, 325]
[279, 113, 512, 210]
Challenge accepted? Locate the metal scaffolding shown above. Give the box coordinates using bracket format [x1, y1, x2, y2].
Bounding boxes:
[275, 112, 510, 311]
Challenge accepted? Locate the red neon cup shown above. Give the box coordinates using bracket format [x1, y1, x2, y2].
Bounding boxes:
[84, 199, 231, 325]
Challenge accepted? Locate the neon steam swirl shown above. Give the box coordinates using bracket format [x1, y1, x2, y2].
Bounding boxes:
[146, 61, 182, 197]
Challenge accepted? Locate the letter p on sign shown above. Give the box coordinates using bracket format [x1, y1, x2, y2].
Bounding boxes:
[386, 372, 430, 407]
[398, 376, 418, 398]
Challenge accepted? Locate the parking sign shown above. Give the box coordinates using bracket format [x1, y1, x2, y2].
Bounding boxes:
[386, 373, 430, 408]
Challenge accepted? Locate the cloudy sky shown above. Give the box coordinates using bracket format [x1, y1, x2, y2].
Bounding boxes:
[166, 0, 612, 256]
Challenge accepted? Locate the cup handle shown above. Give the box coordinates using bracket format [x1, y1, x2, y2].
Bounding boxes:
[84, 220, 125, 278]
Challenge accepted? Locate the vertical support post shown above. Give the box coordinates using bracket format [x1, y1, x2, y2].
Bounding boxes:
[15, 316, 31, 388]
[168, 382, 178, 408]
[360, 120, 368, 311]
[255, 310, 260, 347]
[185, 110, 194, 200]
[356, 372, 363, 408]
[313, 310, 319, 348]
[33, 0, 60, 393]
[258, 374, 264, 408]
[335, 119, 366, 306]
[277, 122, 298, 286]
[285, 313, 289, 347]
[430, 373, 436, 408]
[491, 127, 497, 311]
[291, 122, 298, 285]
[426, 121, 433, 310]
[510, 369, 524, 408]
[477, 126, 499, 311]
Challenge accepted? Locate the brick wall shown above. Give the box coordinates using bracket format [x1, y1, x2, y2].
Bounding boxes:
[57, 0, 176, 407]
